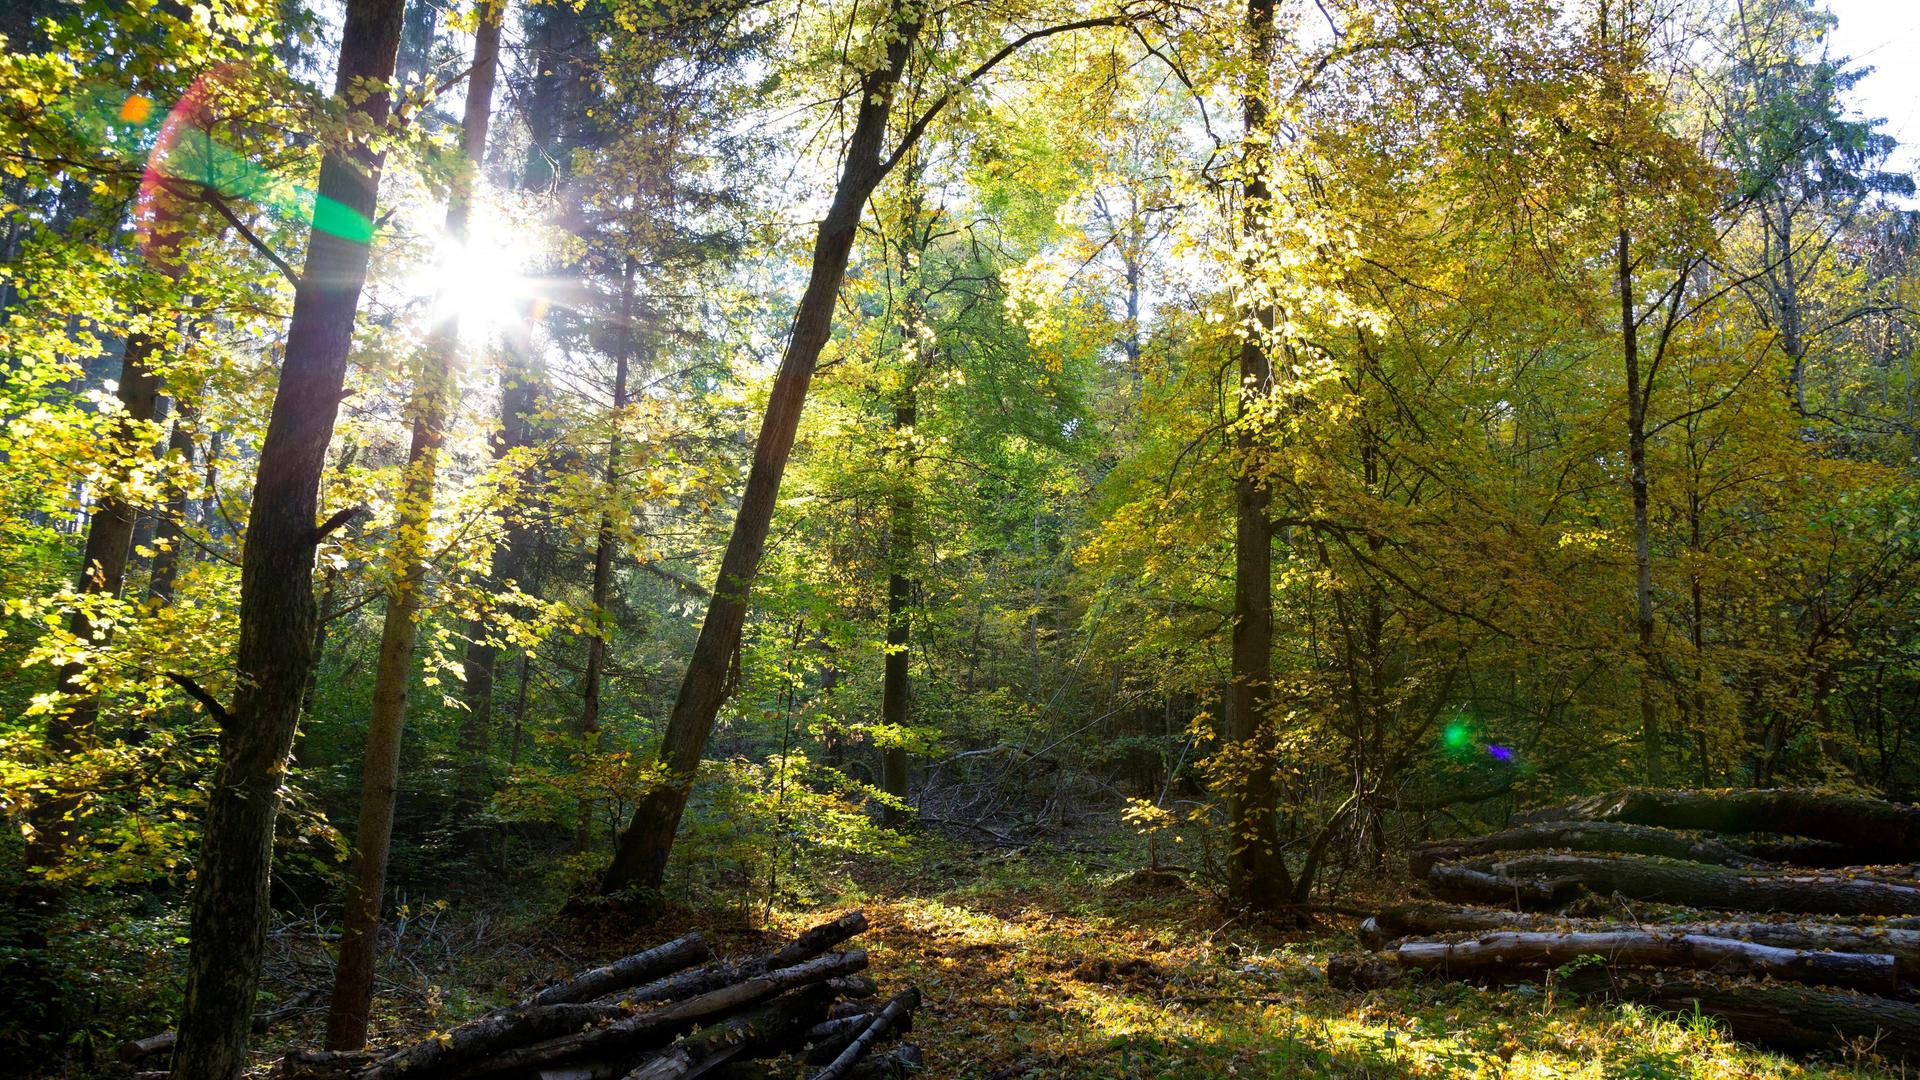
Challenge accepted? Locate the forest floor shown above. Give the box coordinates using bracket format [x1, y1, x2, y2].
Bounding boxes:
[237, 836, 1909, 1080]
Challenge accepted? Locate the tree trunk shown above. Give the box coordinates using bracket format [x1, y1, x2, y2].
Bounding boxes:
[1618, 228, 1661, 786]
[578, 254, 635, 853]
[1390, 928, 1895, 994]
[1514, 787, 1920, 859]
[169, 0, 408, 1073]
[1606, 976, 1920, 1058]
[598, 6, 921, 899]
[879, 393, 914, 824]
[1410, 820, 1766, 878]
[146, 406, 198, 604]
[1429, 852, 1920, 916]
[28, 331, 163, 874]
[324, 4, 504, 1050]
[1226, 0, 1289, 912]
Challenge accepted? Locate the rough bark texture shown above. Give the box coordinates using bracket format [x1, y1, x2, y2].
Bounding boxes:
[324, 6, 504, 1048]
[1391, 929, 1895, 993]
[448, 951, 868, 1079]
[1613, 977, 1920, 1057]
[1513, 788, 1920, 859]
[1226, 0, 1289, 913]
[1362, 902, 1920, 979]
[1617, 229, 1662, 785]
[1410, 820, 1765, 878]
[1429, 852, 1920, 916]
[598, 10, 921, 898]
[170, 0, 407, 1072]
[618, 986, 833, 1080]
[525, 933, 709, 1007]
[809, 988, 920, 1080]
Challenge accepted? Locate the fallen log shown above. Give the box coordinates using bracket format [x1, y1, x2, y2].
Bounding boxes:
[802, 1016, 874, 1065]
[847, 1043, 923, 1080]
[1390, 930, 1896, 993]
[1514, 789, 1920, 861]
[592, 915, 872, 1009]
[1429, 853, 1920, 916]
[1611, 976, 1920, 1058]
[450, 950, 870, 1080]
[809, 988, 919, 1080]
[1411, 821, 1764, 878]
[620, 986, 834, 1080]
[525, 933, 710, 1006]
[1362, 902, 1920, 977]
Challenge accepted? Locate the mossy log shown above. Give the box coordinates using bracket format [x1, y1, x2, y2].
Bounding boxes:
[1429, 853, 1920, 916]
[1514, 789, 1920, 860]
[1389, 929, 1895, 993]
[1411, 821, 1764, 878]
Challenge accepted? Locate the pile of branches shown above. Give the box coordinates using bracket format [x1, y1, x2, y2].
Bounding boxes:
[1333, 788, 1920, 1058]
[250, 911, 919, 1080]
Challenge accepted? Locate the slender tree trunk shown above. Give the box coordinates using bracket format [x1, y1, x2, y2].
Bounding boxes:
[147, 406, 198, 604]
[27, 333, 163, 874]
[1226, 0, 1290, 912]
[170, 0, 408, 1072]
[598, 9, 920, 899]
[324, 5, 503, 1050]
[577, 255, 635, 852]
[1618, 229, 1661, 786]
[879, 393, 914, 823]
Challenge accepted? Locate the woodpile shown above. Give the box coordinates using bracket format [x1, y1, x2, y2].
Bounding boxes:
[263, 911, 922, 1080]
[1334, 788, 1920, 1058]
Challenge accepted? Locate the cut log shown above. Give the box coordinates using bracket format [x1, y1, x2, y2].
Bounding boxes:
[1514, 789, 1920, 860]
[1610, 976, 1920, 1058]
[1389, 929, 1895, 993]
[809, 988, 919, 1080]
[1363, 902, 1920, 977]
[619, 986, 833, 1080]
[1411, 821, 1763, 878]
[802, 1015, 874, 1065]
[525, 933, 710, 1006]
[593, 916, 872, 1009]
[444, 950, 869, 1080]
[374, 1000, 635, 1078]
[1429, 853, 1920, 916]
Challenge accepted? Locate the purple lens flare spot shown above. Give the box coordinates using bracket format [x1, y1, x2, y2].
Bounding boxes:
[1487, 745, 1513, 762]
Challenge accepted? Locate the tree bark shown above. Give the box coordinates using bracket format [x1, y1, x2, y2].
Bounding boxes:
[1429, 852, 1920, 916]
[1362, 901, 1920, 979]
[146, 405, 198, 604]
[618, 986, 834, 1080]
[809, 988, 919, 1080]
[525, 933, 709, 1007]
[442, 950, 868, 1080]
[1390, 929, 1895, 994]
[1618, 228, 1662, 786]
[170, 0, 408, 1073]
[578, 254, 635, 852]
[1226, 0, 1289, 912]
[597, 5, 922, 898]
[27, 331, 163, 875]
[879, 393, 914, 824]
[1410, 820, 1766, 878]
[1513, 788, 1920, 859]
[1607, 976, 1920, 1058]
[324, 4, 504, 1050]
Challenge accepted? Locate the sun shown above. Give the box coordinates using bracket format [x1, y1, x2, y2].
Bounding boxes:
[407, 214, 539, 342]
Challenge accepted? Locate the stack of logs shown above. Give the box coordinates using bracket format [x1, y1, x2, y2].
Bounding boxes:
[139, 911, 920, 1080]
[1334, 788, 1920, 1057]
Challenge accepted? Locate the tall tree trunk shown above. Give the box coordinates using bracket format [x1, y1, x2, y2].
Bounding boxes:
[598, 9, 920, 899]
[27, 333, 163, 874]
[879, 392, 914, 823]
[1618, 229, 1661, 786]
[576, 254, 635, 853]
[1226, 0, 1290, 912]
[169, 0, 408, 1072]
[147, 406, 198, 604]
[324, 4, 504, 1050]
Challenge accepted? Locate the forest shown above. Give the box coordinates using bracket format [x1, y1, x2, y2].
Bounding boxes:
[7, 0, 1920, 1074]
